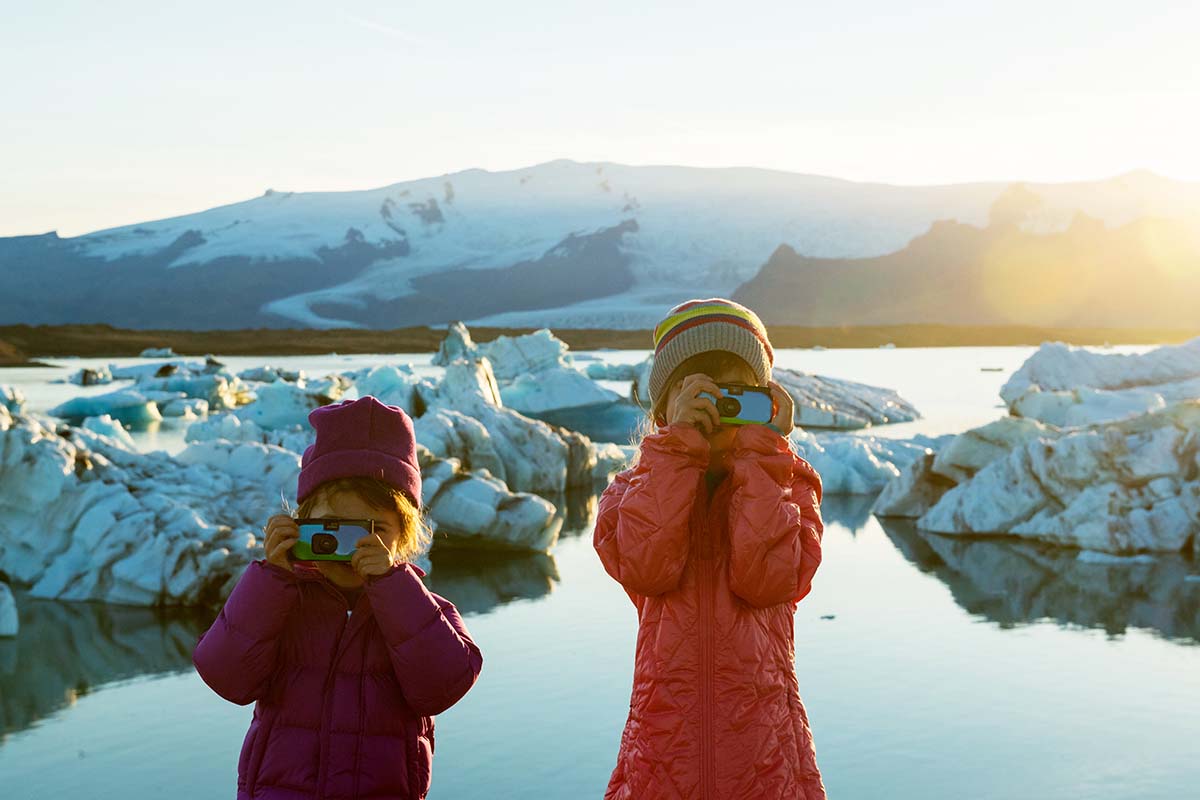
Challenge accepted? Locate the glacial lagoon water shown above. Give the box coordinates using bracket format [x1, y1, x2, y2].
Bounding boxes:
[1, 347, 1198, 799]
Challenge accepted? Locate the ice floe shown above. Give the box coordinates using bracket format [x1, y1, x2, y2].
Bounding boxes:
[49, 389, 163, 428]
[1, 386, 23, 413]
[791, 430, 947, 495]
[774, 367, 921, 429]
[875, 401, 1200, 554]
[1001, 339, 1200, 426]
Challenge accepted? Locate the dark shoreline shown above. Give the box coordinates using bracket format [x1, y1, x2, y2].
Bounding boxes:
[2, 322, 1198, 365]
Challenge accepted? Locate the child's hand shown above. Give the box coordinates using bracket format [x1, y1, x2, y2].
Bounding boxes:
[352, 534, 398, 579]
[766, 380, 794, 438]
[263, 514, 299, 571]
[666, 373, 722, 434]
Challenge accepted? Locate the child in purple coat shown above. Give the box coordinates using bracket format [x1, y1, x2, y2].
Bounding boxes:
[193, 396, 483, 800]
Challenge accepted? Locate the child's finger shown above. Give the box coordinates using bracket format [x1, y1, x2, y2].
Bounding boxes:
[688, 396, 720, 428]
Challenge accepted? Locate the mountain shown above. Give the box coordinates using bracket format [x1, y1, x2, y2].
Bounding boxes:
[2, 161, 1198, 330]
[733, 203, 1200, 328]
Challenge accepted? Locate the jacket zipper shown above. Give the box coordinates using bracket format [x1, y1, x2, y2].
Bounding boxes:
[314, 581, 351, 800]
[698, 475, 717, 800]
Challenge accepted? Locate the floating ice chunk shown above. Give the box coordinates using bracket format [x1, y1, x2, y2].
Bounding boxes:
[185, 413, 314, 453]
[57, 366, 113, 386]
[426, 471, 560, 552]
[345, 365, 421, 415]
[162, 397, 209, 418]
[774, 367, 921, 429]
[1001, 338, 1200, 405]
[910, 401, 1200, 553]
[790, 429, 937, 494]
[0, 582, 17, 637]
[500, 367, 621, 414]
[931, 416, 1051, 483]
[234, 380, 326, 430]
[139, 347, 176, 358]
[585, 359, 648, 381]
[135, 372, 251, 410]
[49, 389, 163, 428]
[82, 414, 137, 450]
[1, 385, 24, 413]
[431, 321, 476, 366]
[238, 365, 305, 383]
[433, 323, 572, 380]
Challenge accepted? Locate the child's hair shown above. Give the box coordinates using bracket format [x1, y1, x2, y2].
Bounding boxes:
[292, 475, 432, 563]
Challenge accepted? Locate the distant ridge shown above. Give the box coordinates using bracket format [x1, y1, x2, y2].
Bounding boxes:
[2, 161, 1198, 330]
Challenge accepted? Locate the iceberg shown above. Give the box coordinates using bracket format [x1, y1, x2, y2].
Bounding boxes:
[1, 385, 24, 413]
[585, 357, 652, 381]
[58, 366, 114, 386]
[139, 347, 176, 358]
[234, 380, 338, 430]
[433, 322, 572, 380]
[161, 397, 210, 418]
[774, 367, 921, 429]
[342, 364, 424, 415]
[420, 358, 599, 493]
[1001, 339, 1200, 426]
[238, 365, 305, 383]
[876, 401, 1200, 554]
[0, 409, 280, 605]
[501, 367, 621, 414]
[790, 429, 946, 494]
[49, 389, 163, 428]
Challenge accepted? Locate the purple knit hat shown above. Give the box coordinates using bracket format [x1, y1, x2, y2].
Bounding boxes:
[297, 396, 423, 509]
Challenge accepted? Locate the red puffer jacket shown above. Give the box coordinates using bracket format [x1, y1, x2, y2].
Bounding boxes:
[595, 422, 826, 800]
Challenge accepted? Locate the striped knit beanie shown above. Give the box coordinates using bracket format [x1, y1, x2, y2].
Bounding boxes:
[648, 298, 774, 410]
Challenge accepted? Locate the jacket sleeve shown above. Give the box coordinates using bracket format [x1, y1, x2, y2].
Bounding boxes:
[192, 560, 299, 705]
[368, 563, 483, 716]
[725, 424, 824, 608]
[593, 423, 709, 596]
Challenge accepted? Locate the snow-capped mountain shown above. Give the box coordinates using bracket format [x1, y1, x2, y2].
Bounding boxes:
[3, 161, 1198, 330]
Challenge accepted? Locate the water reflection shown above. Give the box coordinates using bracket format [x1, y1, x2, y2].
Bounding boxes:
[819, 494, 877, 534]
[0, 598, 213, 738]
[878, 517, 1200, 644]
[425, 550, 560, 616]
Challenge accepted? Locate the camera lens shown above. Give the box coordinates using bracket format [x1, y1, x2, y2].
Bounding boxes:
[717, 397, 740, 416]
[312, 533, 338, 555]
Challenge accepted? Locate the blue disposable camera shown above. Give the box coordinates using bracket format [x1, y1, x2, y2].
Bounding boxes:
[292, 518, 375, 562]
[698, 383, 776, 425]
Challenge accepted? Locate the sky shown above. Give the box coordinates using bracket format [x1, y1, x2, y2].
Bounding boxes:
[3, 0, 1199, 237]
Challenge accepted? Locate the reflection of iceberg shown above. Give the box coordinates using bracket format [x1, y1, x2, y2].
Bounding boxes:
[878, 517, 1200, 643]
[0, 596, 212, 737]
[818, 494, 877, 534]
[423, 550, 560, 616]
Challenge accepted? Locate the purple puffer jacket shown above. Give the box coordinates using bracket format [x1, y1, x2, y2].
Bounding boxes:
[193, 560, 482, 800]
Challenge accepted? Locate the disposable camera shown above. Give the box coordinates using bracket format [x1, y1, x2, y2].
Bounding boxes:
[292, 518, 376, 562]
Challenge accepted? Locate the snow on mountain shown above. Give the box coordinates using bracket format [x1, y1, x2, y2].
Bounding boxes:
[9, 161, 1200, 330]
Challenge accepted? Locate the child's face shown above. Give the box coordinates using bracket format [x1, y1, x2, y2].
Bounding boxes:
[304, 490, 404, 588]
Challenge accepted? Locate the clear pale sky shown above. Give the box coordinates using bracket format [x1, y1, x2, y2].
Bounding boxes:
[3, 0, 1198, 237]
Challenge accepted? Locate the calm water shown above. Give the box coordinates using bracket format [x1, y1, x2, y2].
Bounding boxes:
[2, 347, 1198, 799]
